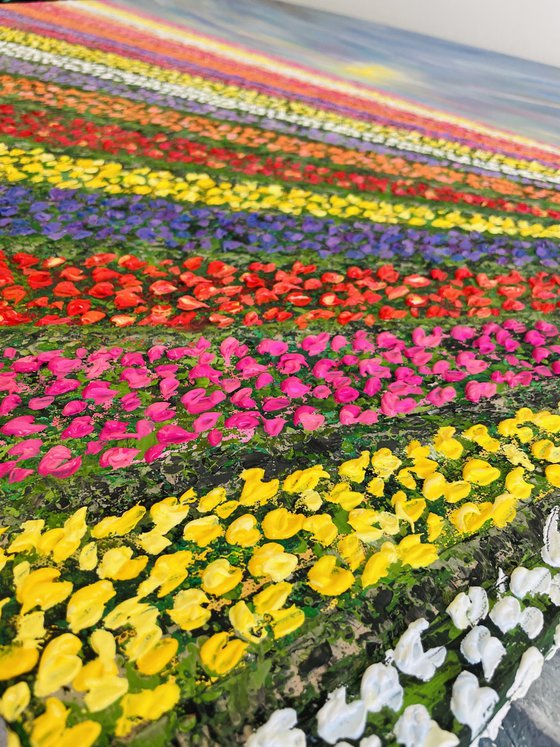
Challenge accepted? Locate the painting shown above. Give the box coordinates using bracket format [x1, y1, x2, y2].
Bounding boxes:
[0, 1, 559, 745]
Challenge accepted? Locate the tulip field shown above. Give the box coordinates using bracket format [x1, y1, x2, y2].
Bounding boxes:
[0, 2, 559, 746]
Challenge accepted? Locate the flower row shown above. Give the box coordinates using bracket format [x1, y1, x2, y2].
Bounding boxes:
[3, 103, 560, 223]
[0, 408, 559, 744]
[2, 142, 560, 238]
[6, 73, 560, 209]
[2, 323, 559, 481]
[2, 48, 557, 201]
[2, 251, 560, 328]
[1, 186, 558, 269]
[0, 27, 558, 187]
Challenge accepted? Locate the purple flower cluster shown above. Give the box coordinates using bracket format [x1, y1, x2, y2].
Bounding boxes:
[0, 185, 557, 266]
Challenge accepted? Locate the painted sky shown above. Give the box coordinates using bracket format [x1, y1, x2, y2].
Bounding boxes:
[113, 0, 560, 147]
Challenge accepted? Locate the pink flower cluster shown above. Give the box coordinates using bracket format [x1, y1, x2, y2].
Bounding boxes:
[1, 319, 559, 482]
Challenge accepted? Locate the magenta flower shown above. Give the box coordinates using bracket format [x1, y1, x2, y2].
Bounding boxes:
[99, 447, 140, 469]
[293, 405, 325, 431]
[38, 446, 82, 478]
[193, 412, 221, 433]
[280, 377, 311, 398]
[1, 415, 47, 437]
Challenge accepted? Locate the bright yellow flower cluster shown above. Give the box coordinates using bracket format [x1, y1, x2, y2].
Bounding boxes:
[0, 25, 557, 183]
[0, 142, 559, 238]
[0, 407, 558, 744]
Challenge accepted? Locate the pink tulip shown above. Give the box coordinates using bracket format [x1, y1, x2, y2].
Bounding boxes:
[144, 444, 165, 463]
[221, 337, 249, 364]
[426, 386, 457, 407]
[8, 439, 43, 459]
[207, 429, 223, 446]
[38, 446, 82, 478]
[193, 412, 221, 433]
[230, 387, 257, 409]
[450, 325, 476, 342]
[465, 381, 497, 403]
[61, 416, 94, 440]
[160, 376, 180, 399]
[9, 467, 34, 483]
[28, 396, 54, 411]
[331, 335, 348, 352]
[99, 447, 139, 469]
[0, 461, 18, 478]
[45, 378, 81, 396]
[262, 417, 286, 436]
[280, 377, 311, 399]
[312, 385, 331, 399]
[257, 339, 289, 357]
[262, 397, 290, 412]
[255, 372, 274, 389]
[157, 425, 197, 445]
[0, 394, 21, 416]
[333, 386, 360, 404]
[62, 400, 87, 417]
[293, 406, 325, 431]
[301, 332, 330, 355]
[339, 405, 361, 425]
[277, 353, 308, 374]
[82, 381, 117, 403]
[144, 402, 176, 422]
[224, 412, 261, 431]
[1, 415, 46, 437]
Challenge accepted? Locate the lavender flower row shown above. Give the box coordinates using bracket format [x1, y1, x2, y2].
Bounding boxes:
[0, 184, 557, 267]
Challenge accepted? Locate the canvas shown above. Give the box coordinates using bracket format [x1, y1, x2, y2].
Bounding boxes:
[0, 1, 558, 745]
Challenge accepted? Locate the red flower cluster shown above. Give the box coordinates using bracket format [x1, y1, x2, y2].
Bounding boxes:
[1, 251, 559, 329]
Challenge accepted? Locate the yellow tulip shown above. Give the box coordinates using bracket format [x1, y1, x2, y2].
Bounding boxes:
[136, 637, 179, 675]
[347, 509, 384, 543]
[362, 543, 398, 588]
[444, 480, 471, 504]
[411, 456, 439, 478]
[370, 448, 401, 478]
[269, 605, 305, 639]
[545, 464, 560, 487]
[303, 514, 338, 546]
[225, 514, 261, 547]
[0, 682, 30, 721]
[262, 507, 304, 539]
[115, 679, 181, 737]
[327, 482, 364, 511]
[505, 467, 533, 499]
[531, 438, 558, 460]
[337, 534, 365, 571]
[422, 472, 447, 501]
[307, 555, 354, 596]
[66, 580, 115, 632]
[283, 465, 329, 493]
[229, 601, 264, 642]
[136, 529, 171, 555]
[533, 411, 560, 433]
[396, 469, 416, 490]
[149, 496, 190, 533]
[397, 535, 438, 568]
[78, 541, 98, 571]
[426, 512, 445, 542]
[183, 515, 224, 547]
[7, 520, 44, 554]
[201, 558, 243, 596]
[35, 633, 83, 697]
[199, 633, 248, 676]
[248, 543, 298, 581]
[239, 468, 279, 506]
[0, 645, 38, 681]
[463, 458, 501, 486]
[366, 476, 385, 496]
[298, 489, 323, 511]
[137, 550, 193, 598]
[91, 504, 146, 538]
[30, 698, 101, 747]
[16, 567, 73, 615]
[463, 424, 500, 452]
[198, 487, 227, 513]
[449, 502, 494, 533]
[253, 582, 293, 613]
[338, 451, 370, 483]
[433, 427, 463, 459]
[391, 492, 426, 529]
[492, 493, 518, 528]
[97, 547, 148, 581]
[168, 589, 211, 631]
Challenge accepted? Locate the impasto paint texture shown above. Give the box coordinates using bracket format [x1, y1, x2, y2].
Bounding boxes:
[0, 1, 559, 746]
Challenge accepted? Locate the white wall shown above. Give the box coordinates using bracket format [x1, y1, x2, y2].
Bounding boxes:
[279, 0, 560, 68]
